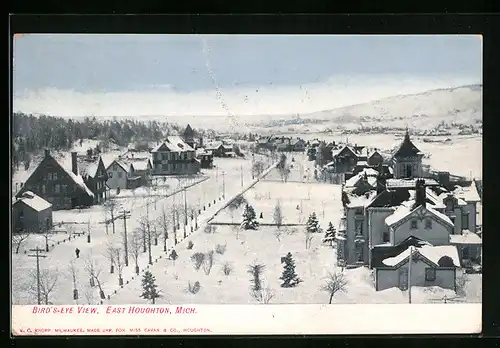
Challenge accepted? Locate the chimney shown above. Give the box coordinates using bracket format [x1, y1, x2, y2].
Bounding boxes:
[415, 179, 426, 207]
[44, 149, 50, 157]
[71, 152, 78, 175]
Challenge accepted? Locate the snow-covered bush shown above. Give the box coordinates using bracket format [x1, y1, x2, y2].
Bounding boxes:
[204, 225, 217, 234]
[187, 240, 194, 250]
[203, 251, 215, 275]
[191, 252, 205, 271]
[215, 243, 227, 255]
[187, 281, 201, 294]
[140, 271, 161, 304]
[247, 262, 266, 291]
[221, 262, 233, 276]
[280, 252, 302, 288]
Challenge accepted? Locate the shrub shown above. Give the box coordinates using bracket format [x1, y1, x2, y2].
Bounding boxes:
[203, 250, 215, 275]
[187, 240, 194, 250]
[222, 262, 233, 276]
[187, 281, 201, 294]
[204, 225, 217, 234]
[191, 252, 205, 271]
[215, 243, 227, 255]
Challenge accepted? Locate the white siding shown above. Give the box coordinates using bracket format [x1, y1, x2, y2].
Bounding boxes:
[392, 210, 451, 246]
[377, 259, 455, 291]
[462, 203, 477, 233]
[106, 163, 128, 190]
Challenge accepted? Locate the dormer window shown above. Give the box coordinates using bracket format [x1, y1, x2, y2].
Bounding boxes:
[411, 220, 418, 229]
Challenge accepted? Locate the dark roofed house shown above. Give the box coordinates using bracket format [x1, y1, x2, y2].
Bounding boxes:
[16, 150, 95, 210]
[76, 153, 109, 204]
[151, 136, 200, 175]
[183, 124, 196, 149]
[12, 191, 53, 233]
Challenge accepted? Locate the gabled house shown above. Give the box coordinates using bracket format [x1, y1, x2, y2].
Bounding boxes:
[315, 142, 336, 167]
[331, 145, 359, 173]
[106, 160, 130, 190]
[75, 153, 109, 204]
[151, 136, 200, 176]
[16, 150, 95, 210]
[129, 158, 153, 187]
[291, 138, 306, 152]
[367, 149, 384, 167]
[12, 191, 53, 233]
[196, 149, 214, 169]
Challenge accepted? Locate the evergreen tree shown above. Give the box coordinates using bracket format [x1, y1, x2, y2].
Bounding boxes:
[279, 252, 301, 288]
[322, 221, 336, 246]
[140, 271, 161, 304]
[306, 212, 321, 234]
[241, 204, 259, 230]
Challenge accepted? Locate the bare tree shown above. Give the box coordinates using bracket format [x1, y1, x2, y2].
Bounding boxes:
[250, 280, 275, 304]
[104, 240, 117, 274]
[320, 272, 348, 304]
[12, 229, 30, 254]
[27, 268, 59, 305]
[69, 260, 79, 300]
[84, 288, 96, 305]
[40, 224, 53, 252]
[156, 206, 170, 252]
[227, 195, 247, 224]
[137, 214, 149, 254]
[84, 255, 106, 300]
[103, 200, 119, 235]
[252, 160, 266, 178]
[202, 250, 215, 275]
[114, 247, 124, 286]
[273, 200, 283, 230]
[304, 230, 314, 250]
[129, 229, 142, 275]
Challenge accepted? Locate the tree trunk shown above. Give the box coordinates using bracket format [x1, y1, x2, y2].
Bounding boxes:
[329, 292, 334, 304]
[110, 265, 114, 274]
[135, 265, 140, 275]
[73, 289, 79, 300]
[119, 277, 123, 286]
[152, 297, 156, 305]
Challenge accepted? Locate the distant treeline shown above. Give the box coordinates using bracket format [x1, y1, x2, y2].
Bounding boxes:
[11, 113, 180, 172]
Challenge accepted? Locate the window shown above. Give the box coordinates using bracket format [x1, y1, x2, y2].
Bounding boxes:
[462, 246, 470, 260]
[425, 219, 432, 229]
[446, 200, 453, 211]
[19, 209, 24, 218]
[462, 214, 469, 229]
[425, 268, 436, 281]
[382, 231, 390, 243]
[118, 172, 123, 178]
[55, 184, 60, 193]
[108, 171, 113, 178]
[42, 185, 46, 194]
[53, 172, 58, 180]
[354, 219, 364, 236]
[411, 220, 418, 229]
[47, 173, 52, 180]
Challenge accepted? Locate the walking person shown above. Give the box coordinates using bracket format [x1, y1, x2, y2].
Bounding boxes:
[75, 248, 80, 259]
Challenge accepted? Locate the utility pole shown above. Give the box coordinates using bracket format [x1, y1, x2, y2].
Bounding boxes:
[120, 210, 131, 266]
[240, 164, 244, 188]
[222, 171, 225, 199]
[408, 246, 413, 304]
[183, 188, 188, 238]
[87, 219, 91, 243]
[28, 247, 47, 305]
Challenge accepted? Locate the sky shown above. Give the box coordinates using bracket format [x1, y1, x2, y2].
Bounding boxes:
[12, 34, 482, 117]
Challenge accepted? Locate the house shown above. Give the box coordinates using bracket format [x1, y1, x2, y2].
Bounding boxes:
[372, 238, 460, 291]
[129, 158, 153, 187]
[291, 138, 306, 152]
[151, 136, 200, 175]
[367, 149, 384, 166]
[183, 124, 196, 149]
[196, 149, 214, 169]
[331, 145, 359, 173]
[75, 153, 109, 204]
[391, 130, 424, 179]
[12, 191, 53, 233]
[16, 150, 95, 210]
[106, 160, 130, 190]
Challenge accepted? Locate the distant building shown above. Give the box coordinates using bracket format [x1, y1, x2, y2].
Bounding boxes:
[183, 124, 196, 149]
[196, 149, 214, 169]
[16, 150, 96, 210]
[76, 153, 109, 204]
[129, 158, 153, 187]
[12, 191, 53, 233]
[151, 136, 200, 175]
[106, 160, 130, 190]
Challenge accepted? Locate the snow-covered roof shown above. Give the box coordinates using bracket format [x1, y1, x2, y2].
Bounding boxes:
[346, 191, 378, 208]
[385, 178, 439, 189]
[15, 191, 52, 212]
[450, 230, 482, 245]
[130, 159, 150, 171]
[106, 159, 130, 173]
[152, 136, 194, 153]
[77, 157, 99, 178]
[453, 182, 481, 203]
[385, 204, 454, 228]
[382, 245, 460, 268]
[356, 160, 368, 166]
[55, 156, 95, 197]
[204, 141, 224, 150]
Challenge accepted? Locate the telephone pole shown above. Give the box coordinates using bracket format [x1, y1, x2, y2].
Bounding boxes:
[120, 210, 131, 266]
[240, 165, 244, 188]
[222, 171, 226, 199]
[408, 246, 413, 304]
[28, 247, 47, 305]
[183, 188, 188, 238]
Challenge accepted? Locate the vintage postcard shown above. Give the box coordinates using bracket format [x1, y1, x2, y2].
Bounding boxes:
[11, 34, 482, 335]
